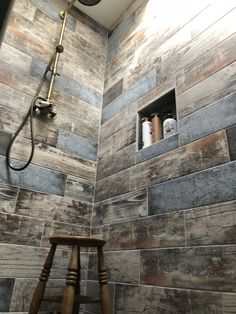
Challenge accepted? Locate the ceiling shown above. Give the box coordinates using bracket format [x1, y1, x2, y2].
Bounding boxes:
[75, 0, 135, 30]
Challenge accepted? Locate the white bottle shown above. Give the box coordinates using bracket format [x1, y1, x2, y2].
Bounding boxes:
[163, 112, 177, 139]
[142, 117, 152, 148]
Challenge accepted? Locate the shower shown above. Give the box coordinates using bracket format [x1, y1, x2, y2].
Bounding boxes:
[6, 0, 102, 171]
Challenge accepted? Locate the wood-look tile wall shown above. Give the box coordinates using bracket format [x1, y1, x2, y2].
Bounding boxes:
[0, 0, 107, 311]
[90, 1, 236, 313]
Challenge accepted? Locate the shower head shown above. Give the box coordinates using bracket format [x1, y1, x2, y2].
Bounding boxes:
[77, 0, 101, 5]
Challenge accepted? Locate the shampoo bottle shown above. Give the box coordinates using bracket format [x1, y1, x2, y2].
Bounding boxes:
[142, 117, 152, 148]
[151, 113, 162, 143]
[163, 112, 177, 139]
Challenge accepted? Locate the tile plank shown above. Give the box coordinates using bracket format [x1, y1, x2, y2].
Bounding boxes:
[185, 200, 236, 246]
[148, 161, 236, 215]
[141, 246, 236, 291]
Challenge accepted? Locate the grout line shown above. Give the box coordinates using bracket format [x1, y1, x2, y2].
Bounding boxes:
[183, 210, 187, 247]
[224, 128, 232, 162]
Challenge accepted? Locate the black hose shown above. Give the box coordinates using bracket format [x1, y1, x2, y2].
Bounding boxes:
[6, 67, 50, 171]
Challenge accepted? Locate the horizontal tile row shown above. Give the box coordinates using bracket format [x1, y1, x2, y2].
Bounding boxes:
[114, 284, 225, 314]
[0, 243, 88, 279]
[148, 160, 236, 215]
[87, 244, 236, 291]
[140, 245, 236, 292]
[95, 131, 229, 201]
[177, 60, 236, 119]
[16, 189, 93, 225]
[136, 133, 179, 164]
[0, 156, 66, 196]
[179, 91, 236, 145]
[93, 199, 236, 250]
[0, 211, 90, 247]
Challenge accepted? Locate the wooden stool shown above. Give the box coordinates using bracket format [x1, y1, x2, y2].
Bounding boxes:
[29, 236, 112, 314]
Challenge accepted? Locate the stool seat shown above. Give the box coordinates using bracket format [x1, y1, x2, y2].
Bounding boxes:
[50, 236, 106, 247]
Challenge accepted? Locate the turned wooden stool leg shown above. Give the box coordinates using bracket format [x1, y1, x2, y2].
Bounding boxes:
[98, 246, 112, 314]
[73, 245, 81, 314]
[29, 243, 57, 314]
[61, 244, 79, 314]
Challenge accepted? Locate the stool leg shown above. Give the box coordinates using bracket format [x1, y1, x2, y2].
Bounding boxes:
[73, 245, 81, 314]
[98, 247, 112, 314]
[29, 243, 57, 314]
[61, 244, 79, 314]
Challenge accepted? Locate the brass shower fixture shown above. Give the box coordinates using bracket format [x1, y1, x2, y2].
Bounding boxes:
[34, 0, 102, 118]
[6, 0, 102, 171]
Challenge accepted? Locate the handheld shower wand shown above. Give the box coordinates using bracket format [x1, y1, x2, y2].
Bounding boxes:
[6, 0, 102, 171]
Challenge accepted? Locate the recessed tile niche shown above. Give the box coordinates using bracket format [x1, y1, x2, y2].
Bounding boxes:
[136, 89, 179, 163]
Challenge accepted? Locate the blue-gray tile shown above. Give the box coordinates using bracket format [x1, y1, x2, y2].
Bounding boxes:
[102, 70, 156, 124]
[226, 124, 236, 161]
[57, 130, 97, 161]
[0, 156, 66, 196]
[0, 130, 11, 156]
[30, 0, 76, 30]
[148, 161, 236, 215]
[136, 133, 179, 164]
[54, 74, 103, 108]
[30, 60, 103, 108]
[179, 92, 236, 145]
[0, 278, 15, 311]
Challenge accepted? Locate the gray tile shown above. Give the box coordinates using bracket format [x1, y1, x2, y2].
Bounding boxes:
[148, 161, 236, 215]
[141, 246, 236, 291]
[0, 156, 66, 196]
[88, 250, 140, 284]
[0, 183, 18, 214]
[85, 281, 115, 314]
[103, 79, 123, 107]
[102, 70, 156, 124]
[41, 220, 90, 248]
[226, 124, 236, 161]
[0, 243, 70, 279]
[105, 211, 185, 250]
[115, 284, 192, 314]
[0, 278, 15, 311]
[185, 200, 236, 246]
[179, 92, 236, 145]
[222, 293, 236, 314]
[57, 130, 97, 161]
[15, 189, 92, 226]
[0, 212, 44, 246]
[0, 130, 11, 156]
[93, 189, 147, 226]
[10, 278, 86, 312]
[64, 175, 94, 203]
[136, 133, 179, 164]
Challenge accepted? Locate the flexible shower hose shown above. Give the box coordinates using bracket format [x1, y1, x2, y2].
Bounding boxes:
[6, 66, 51, 171]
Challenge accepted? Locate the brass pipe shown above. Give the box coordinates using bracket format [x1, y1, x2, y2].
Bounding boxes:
[46, 10, 68, 102]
